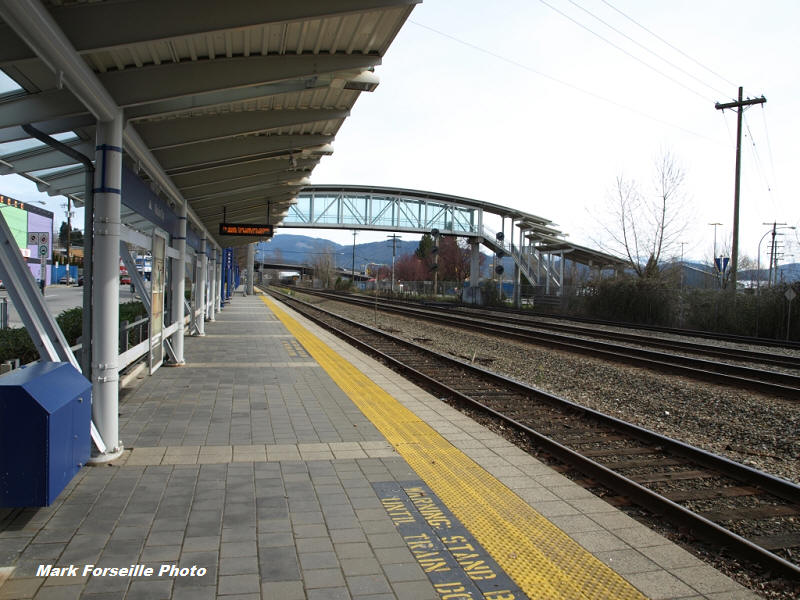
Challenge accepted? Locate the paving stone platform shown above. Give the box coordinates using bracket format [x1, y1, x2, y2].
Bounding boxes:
[0, 293, 758, 600]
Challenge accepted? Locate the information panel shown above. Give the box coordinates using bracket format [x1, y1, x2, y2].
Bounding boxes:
[219, 223, 273, 237]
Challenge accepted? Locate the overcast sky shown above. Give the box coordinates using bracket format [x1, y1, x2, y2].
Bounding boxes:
[3, 0, 798, 267]
[309, 0, 800, 265]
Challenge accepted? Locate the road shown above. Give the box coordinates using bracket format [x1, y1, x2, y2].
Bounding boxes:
[1, 284, 143, 328]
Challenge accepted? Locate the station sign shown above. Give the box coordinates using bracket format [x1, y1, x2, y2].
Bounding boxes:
[218, 223, 274, 237]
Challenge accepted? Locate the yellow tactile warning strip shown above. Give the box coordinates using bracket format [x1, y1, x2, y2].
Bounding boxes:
[261, 296, 649, 600]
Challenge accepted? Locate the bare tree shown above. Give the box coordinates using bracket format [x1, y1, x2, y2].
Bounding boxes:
[310, 242, 336, 288]
[595, 151, 690, 279]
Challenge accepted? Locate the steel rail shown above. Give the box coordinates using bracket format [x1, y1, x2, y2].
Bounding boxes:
[496, 305, 800, 350]
[267, 288, 800, 579]
[268, 287, 800, 579]
[278, 288, 800, 397]
[303, 289, 800, 369]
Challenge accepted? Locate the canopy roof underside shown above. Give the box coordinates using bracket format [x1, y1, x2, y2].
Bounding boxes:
[0, 0, 419, 247]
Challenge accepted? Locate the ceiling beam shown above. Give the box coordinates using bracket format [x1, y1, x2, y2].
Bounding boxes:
[0, 0, 420, 65]
[136, 108, 349, 150]
[175, 157, 318, 191]
[189, 180, 309, 209]
[195, 192, 297, 218]
[0, 113, 96, 143]
[0, 54, 376, 129]
[184, 169, 314, 201]
[155, 133, 333, 172]
[124, 77, 334, 122]
[0, 139, 93, 174]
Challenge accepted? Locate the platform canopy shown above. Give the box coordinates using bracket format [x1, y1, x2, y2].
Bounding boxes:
[0, 0, 420, 247]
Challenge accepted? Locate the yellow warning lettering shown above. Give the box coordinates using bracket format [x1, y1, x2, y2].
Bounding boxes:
[415, 551, 450, 573]
[434, 582, 477, 599]
[404, 533, 435, 550]
[442, 536, 474, 552]
[381, 498, 416, 524]
[412, 497, 452, 529]
[452, 552, 480, 561]
[484, 591, 516, 600]
[460, 559, 497, 581]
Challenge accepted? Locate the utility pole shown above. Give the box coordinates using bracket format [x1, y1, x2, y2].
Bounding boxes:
[351, 230, 357, 286]
[387, 234, 401, 293]
[715, 87, 766, 291]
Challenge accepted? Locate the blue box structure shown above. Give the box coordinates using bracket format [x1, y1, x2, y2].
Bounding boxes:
[0, 362, 91, 507]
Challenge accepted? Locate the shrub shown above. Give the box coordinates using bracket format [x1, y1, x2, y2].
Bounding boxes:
[0, 301, 148, 365]
[580, 276, 677, 325]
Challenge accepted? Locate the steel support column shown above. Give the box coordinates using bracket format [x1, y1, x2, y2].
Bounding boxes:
[469, 238, 481, 305]
[207, 249, 216, 321]
[196, 237, 207, 335]
[215, 254, 222, 313]
[514, 226, 522, 308]
[169, 204, 187, 364]
[91, 112, 123, 458]
[246, 243, 255, 296]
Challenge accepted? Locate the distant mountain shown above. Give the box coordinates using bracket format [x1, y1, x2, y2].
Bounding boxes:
[256, 234, 421, 270]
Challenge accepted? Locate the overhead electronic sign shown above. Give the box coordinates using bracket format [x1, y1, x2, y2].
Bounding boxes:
[218, 223, 274, 237]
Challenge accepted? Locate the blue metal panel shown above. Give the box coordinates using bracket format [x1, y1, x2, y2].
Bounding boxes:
[0, 362, 91, 507]
[186, 226, 201, 253]
[121, 166, 179, 237]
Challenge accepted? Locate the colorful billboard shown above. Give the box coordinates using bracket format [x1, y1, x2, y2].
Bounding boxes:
[0, 194, 54, 284]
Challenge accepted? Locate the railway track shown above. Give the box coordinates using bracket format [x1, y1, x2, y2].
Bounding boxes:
[267, 287, 800, 580]
[520, 308, 800, 351]
[281, 287, 800, 397]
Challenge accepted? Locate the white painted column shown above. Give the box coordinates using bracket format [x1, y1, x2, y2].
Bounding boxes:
[92, 112, 123, 457]
[208, 249, 216, 322]
[215, 253, 222, 313]
[169, 204, 187, 364]
[246, 243, 255, 295]
[196, 237, 207, 335]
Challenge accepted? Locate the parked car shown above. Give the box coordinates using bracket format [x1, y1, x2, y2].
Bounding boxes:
[59, 275, 83, 285]
[120, 275, 131, 285]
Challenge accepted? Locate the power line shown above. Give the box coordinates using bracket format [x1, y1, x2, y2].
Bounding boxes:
[760, 105, 779, 197]
[599, 0, 738, 90]
[743, 113, 771, 196]
[565, 0, 731, 99]
[538, 0, 713, 103]
[408, 19, 723, 144]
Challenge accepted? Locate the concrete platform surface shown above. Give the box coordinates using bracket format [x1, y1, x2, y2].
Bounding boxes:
[0, 293, 757, 600]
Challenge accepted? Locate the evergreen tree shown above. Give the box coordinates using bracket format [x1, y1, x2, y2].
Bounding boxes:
[415, 233, 434, 260]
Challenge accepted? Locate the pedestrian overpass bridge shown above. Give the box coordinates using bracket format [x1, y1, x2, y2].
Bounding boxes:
[281, 184, 626, 295]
